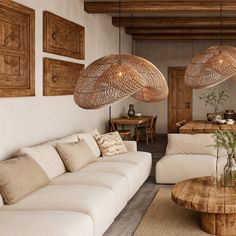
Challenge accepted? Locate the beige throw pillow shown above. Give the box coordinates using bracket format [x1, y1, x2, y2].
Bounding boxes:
[0, 155, 49, 204]
[94, 131, 128, 157]
[16, 144, 66, 179]
[166, 134, 217, 157]
[77, 129, 101, 158]
[56, 140, 96, 172]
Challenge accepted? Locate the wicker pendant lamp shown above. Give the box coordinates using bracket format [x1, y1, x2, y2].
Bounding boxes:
[185, 46, 236, 89]
[74, 54, 168, 109]
[185, 0, 236, 89]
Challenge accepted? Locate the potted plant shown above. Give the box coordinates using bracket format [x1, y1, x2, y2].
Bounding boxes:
[212, 130, 236, 187]
[199, 90, 229, 123]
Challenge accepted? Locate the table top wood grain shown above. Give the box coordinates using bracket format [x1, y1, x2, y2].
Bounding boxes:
[179, 120, 236, 134]
[111, 116, 150, 125]
[171, 177, 236, 214]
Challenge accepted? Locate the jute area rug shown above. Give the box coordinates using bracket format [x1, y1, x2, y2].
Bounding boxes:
[134, 188, 210, 236]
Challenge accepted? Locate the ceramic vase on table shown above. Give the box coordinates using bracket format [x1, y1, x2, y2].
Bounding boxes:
[128, 104, 135, 117]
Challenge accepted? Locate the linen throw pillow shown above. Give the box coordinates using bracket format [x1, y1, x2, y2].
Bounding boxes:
[0, 155, 49, 204]
[16, 144, 66, 179]
[94, 131, 128, 156]
[56, 140, 96, 172]
[77, 129, 101, 157]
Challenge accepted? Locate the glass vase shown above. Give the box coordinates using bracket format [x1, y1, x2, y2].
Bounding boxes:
[223, 153, 236, 187]
[212, 107, 222, 123]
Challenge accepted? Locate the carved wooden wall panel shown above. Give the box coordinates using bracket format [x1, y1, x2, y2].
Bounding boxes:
[0, 0, 35, 97]
[43, 11, 85, 59]
[43, 58, 84, 96]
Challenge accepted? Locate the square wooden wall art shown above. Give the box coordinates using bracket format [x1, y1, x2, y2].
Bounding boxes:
[0, 0, 35, 97]
[43, 11, 85, 59]
[43, 58, 84, 96]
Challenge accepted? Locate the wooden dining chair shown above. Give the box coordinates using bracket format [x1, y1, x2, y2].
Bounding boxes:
[136, 116, 155, 144]
[176, 120, 187, 133]
[109, 120, 132, 140]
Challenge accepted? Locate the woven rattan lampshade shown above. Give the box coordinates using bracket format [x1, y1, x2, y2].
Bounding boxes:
[74, 54, 168, 109]
[120, 55, 169, 102]
[185, 46, 236, 89]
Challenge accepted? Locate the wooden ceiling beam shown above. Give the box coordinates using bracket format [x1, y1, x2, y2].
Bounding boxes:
[85, 1, 236, 14]
[133, 34, 236, 40]
[112, 17, 236, 28]
[125, 27, 236, 35]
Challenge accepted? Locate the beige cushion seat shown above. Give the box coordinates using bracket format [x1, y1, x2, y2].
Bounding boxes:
[99, 151, 152, 182]
[0, 210, 93, 236]
[51, 171, 129, 216]
[79, 161, 142, 199]
[1, 185, 116, 236]
[156, 154, 216, 184]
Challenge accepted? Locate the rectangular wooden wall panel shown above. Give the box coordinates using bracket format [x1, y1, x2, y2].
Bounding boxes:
[43, 11, 85, 59]
[0, 0, 35, 97]
[43, 58, 84, 96]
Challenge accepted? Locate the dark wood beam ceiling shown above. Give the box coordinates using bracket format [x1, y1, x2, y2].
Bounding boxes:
[84, 0, 236, 40]
[133, 34, 236, 40]
[112, 17, 236, 28]
[125, 27, 236, 35]
[85, 1, 236, 14]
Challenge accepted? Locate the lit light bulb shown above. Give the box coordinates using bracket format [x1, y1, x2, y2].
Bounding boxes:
[219, 59, 223, 64]
[118, 72, 122, 77]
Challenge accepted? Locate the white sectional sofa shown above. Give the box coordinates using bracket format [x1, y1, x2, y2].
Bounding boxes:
[0, 131, 152, 236]
[156, 133, 228, 184]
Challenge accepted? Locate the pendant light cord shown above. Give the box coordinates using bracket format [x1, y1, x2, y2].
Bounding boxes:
[220, 0, 223, 47]
[131, 13, 134, 55]
[119, 0, 121, 55]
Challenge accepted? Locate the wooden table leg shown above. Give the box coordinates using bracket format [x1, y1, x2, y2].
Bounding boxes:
[201, 212, 236, 236]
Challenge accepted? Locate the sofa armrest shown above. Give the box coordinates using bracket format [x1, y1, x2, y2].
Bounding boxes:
[123, 141, 137, 152]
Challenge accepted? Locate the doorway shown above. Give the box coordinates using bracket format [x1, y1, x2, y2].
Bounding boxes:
[168, 67, 192, 133]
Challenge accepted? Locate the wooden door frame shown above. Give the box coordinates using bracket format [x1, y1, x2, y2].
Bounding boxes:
[167, 67, 193, 133]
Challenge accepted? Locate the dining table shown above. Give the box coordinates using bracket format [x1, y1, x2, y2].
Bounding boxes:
[179, 120, 236, 134]
[111, 116, 151, 141]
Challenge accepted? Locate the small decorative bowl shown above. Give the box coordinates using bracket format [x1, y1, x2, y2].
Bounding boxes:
[218, 119, 226, 124]
[135, 113, 142, 117]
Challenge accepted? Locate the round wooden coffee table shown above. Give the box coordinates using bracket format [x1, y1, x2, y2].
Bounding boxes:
[171, 177, 236, 236]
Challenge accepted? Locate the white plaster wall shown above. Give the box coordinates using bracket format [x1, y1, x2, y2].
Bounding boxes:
[135, 40, 236, 134]
[0, 0, 132, 160]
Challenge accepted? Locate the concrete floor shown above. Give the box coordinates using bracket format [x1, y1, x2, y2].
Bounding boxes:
[104, 134, 168, 236]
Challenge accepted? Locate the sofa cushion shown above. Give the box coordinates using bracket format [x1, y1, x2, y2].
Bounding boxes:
[166, 134, 217, 157]
[80, 161, 142, 199]
[47, 134, 78, 147]
[1, 185, 115, 236]
[0, 155, 49, 204]
[77, 129, 100, 158]
[51, 171, 129, 215]
[156, 154, 216, 184]
[56, 140, 96, 172]
[99, 151, 152, 182]
[0, 211, 93, 236]
[123, 141, 137, 152]
[17, 144, 66, 179]
[94, 131, 128, 156]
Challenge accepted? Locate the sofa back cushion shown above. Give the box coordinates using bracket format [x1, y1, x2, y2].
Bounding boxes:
[0, 155, 49, 204]
[77, 129, 100, 158]
[166, 134, 217, 157]
[94, 131, 128, 156]
[56, 140, 96, 172]
[16, 144, 66, 179]
[47, 134, 78, 147]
